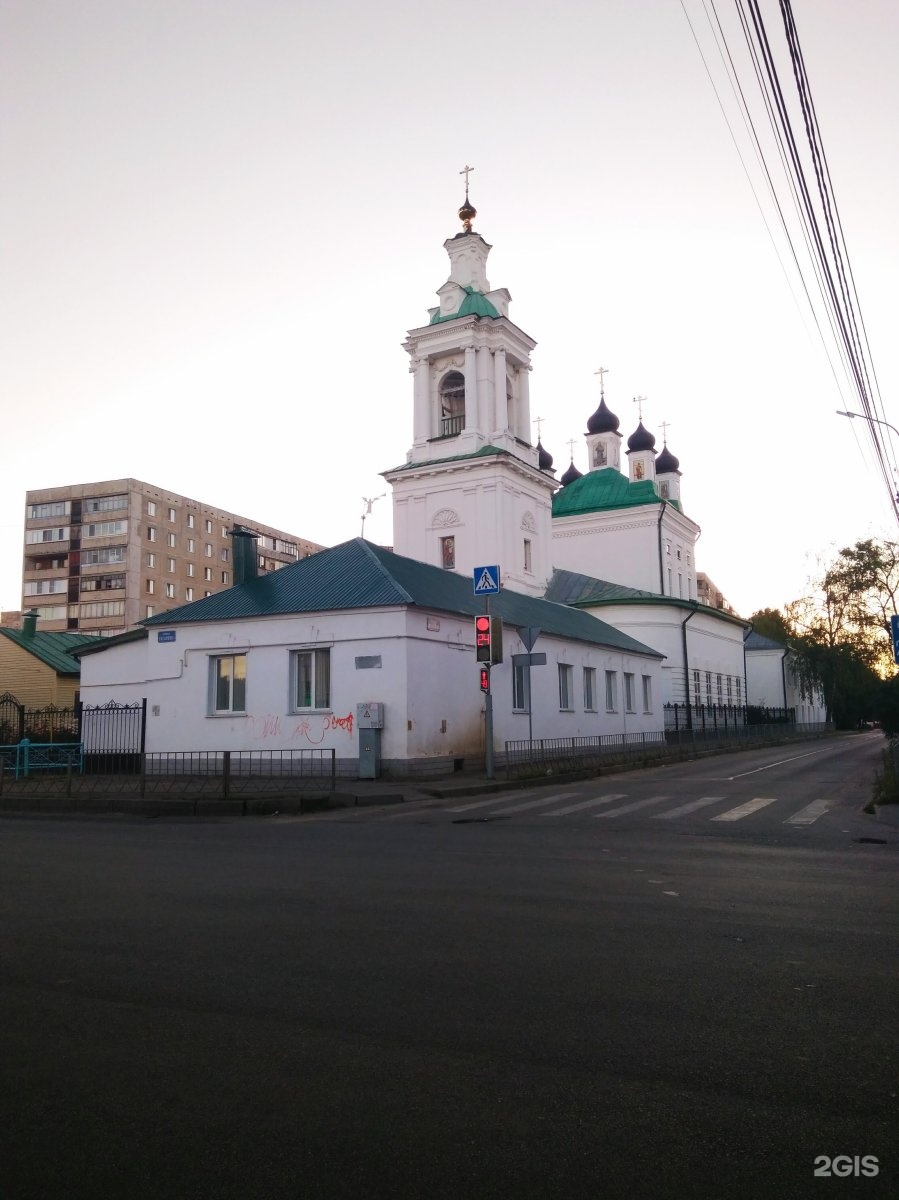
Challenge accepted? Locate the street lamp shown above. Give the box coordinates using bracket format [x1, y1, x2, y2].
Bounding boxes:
[836, 410, 899, 440]
[837, 411, 899, 504]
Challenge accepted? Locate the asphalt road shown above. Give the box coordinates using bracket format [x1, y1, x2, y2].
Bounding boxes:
[1, 736, 897, 1200]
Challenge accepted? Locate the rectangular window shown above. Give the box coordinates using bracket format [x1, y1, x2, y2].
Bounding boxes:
[204, 567, 212, 581]
[211, 654, 247, 714]
[84, 520, 126, 538]
[678, 572, 683, 598]
[26, 527, 68, 543]
[558, 663, 573, 711]
[205, 519, 212, 533]
[82, 546, 125, 565]
[584, 666, 596, 711]
[726, 677, 733, 705]
[167, 532, 176, 547]
[35, 605, 66, 620]
[642, 675, 653, 713]
[716, 674, 723, 704]
[146, 579, 155, 594]
[221, 525, 228, 538]
[148, 526, 157, 542]
[187, 514, 195, 529]
[676, 548, 682, 560]
[146, 605, 154, 618]
[187, 538, 195, 553]
[523, 539, 532, 573]
[605, 670, 618, 712]
[187, 562, 195, 577]
[147, 501, 157, 516]
[24, 579, 67, 595]
[706, 671, 713, 706]
[205, 544, 213, 557]
[167, 507, 176, 522]
[83, 495, 127, 514]
[512, 662, 529, 711]
[165, 582, 175, 598]
[221, 571, 229, 584]
[221, 547, 229, 562]
[80, 574, 125, 592]
[624, 672, 636, 713]
[79, 600, 125, 618]
[693, 669, 701, 706]
[665, 541, 671, 555]
[736, 678, 742, 705]
[167, 557, 176, 572]
[147, 552, 156, 567]
[185, 587, 193, 602]
[292, 649, 330, 710]
[440, 536, 455, 570]
[29, 501, 69, 519]
[667, 567, 672, 594]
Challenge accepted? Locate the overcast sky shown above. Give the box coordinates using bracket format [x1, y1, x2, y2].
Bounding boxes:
[2, 0, 897, 619]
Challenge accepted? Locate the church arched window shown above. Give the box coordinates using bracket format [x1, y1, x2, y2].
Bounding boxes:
[439, 371, 465, 437]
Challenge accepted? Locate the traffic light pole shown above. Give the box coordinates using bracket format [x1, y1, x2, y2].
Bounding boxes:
[484, 596, 494, 780]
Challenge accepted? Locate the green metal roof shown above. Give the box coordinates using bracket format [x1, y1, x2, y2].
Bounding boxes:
[139, 539, 663, 658]
[0, 628, 105, 675]
[546, 569, 749, 629]
[429, 287, 501, 325]
[385, 444, 509, 474]
[552, 467, 681, 516]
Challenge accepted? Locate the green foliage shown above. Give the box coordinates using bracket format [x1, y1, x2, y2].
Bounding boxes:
[874, 676, 899, 737]
[871, 738, 899, 808]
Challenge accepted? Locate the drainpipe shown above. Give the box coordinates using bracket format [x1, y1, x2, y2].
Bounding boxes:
[656, 501, 667, 593]
[680, 601, 700, 730]
[780, 649, 789, 711]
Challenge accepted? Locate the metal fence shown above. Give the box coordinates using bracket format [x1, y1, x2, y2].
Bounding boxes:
[505, 732, 668, 778]
[505, 721, 832, 779]
[663, 703, 796, 731]
[0, 748, 336, 808]
[0, 693, 146, 770]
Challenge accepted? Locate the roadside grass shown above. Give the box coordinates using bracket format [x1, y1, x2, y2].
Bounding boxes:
[866, 736, 899, 813]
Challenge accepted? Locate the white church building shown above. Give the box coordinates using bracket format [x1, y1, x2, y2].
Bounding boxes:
[78, 184, 811, 773]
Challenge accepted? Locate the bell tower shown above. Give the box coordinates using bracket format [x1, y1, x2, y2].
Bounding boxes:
[383, 172, 557, 597]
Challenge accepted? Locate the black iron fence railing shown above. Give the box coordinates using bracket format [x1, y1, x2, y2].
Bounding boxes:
[0, 748, 336, 805]
[505, 721, 831, 779]
[663, 703, 796, 731]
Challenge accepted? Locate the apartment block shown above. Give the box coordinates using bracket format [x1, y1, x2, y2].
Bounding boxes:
[22, 479, 324, 635]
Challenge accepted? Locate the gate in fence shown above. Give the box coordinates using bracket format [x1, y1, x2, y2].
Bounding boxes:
[0, 693, 146, 772]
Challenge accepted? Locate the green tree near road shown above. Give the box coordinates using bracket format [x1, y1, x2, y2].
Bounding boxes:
[750, 537, 895, 729]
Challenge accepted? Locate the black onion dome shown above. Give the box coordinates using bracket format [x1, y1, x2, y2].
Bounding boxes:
[537, 440, 554, 470]
[560, 460, 583, 486]
[586, 397, 620, 434]
[655, 444, 680, 473]
[627, 420, 656, 452]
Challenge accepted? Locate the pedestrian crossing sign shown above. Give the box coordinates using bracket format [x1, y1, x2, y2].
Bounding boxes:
[473, 565, 500, 595]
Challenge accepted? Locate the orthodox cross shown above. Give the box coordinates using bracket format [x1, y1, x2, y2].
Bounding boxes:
[659, 420, 671, 444]
[534, 415, 545, 441]
[633, 395, 647, 420]
[594, 365, 610, 397]
[567, 437, 578, 460]
[460, 164, 474, 197]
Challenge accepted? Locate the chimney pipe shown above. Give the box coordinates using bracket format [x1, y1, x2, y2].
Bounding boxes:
[23, 608, 38, 638]
[228, 526, 259, 586]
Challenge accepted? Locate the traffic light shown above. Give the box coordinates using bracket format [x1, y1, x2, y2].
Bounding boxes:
[474, 615, 503, 664]
[475, 615, 492, 662]
[479, 665, 490, 693]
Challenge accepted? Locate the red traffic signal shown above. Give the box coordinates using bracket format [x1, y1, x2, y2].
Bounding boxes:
[479, 665, 490, 693]
[475, 614, 492, 662]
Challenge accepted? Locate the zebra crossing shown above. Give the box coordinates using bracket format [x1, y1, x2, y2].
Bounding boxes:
[428, 788, 836, 827]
